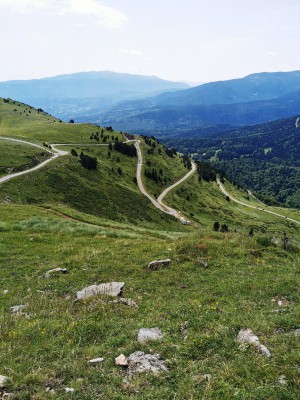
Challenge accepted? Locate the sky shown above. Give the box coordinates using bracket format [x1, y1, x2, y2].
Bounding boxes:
[0, 0, 300, 84]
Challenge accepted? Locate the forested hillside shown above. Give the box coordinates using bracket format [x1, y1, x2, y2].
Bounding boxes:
[165, 116, 300, 208]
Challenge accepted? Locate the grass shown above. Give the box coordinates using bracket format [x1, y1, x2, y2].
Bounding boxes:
[1, 97, 300, 398]
[0, 220, 299, 399]
[0, 140, 50, 176]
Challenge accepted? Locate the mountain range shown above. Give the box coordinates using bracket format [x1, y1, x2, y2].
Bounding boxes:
[1, 70, 300, 135]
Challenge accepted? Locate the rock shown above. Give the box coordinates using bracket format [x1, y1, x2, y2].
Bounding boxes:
[137, 328, 163, 344]
[46, 387, 56, 395]
[3, 290, 8, 295]
[278, 375, 287, 385]
[111, 298, 138, 308]
[1, 393, 14, 399]
[271, 296, 289, 306]
[76, 282, 124, 300]
[198, 258, 208, 268]
[88, 357, 104, 364]
[180, 321, 189, 341]
[0, 375, 8, 388]
[115, 354, 128, 367]
[147, 259, 171, 271]
[10, 304, 27, 315]
[127, 351, 168, 374]
[290, 328, 300, 336]
[202, 374, 212, 382]
[237, 328, 271, 357]
[64, 388, 75, 393]
[44, 268, 68, 278]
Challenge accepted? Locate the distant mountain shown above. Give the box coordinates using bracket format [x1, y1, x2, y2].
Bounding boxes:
[0, 71, 189, 121]
[88, 70, 300, 135]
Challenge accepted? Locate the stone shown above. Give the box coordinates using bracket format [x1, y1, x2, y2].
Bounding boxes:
[115, 354, 128, 367]
[147, 259, 171, 271]
[278, 375, 287, 385]
[64, 388, 75, 393]
[46, 387, 56, 395]
[10, 304, 27, 315]
[137, 328, 163, 344]
[237, 328, 271, 357]
[111, 298, 138, 308]
[44, 268, 68, 279]
[76, 282, 124, 300]
[198, 258, 208, 268]
[88, 357, 104, 364]
[3, 290, 8, 295]
[202, 374, 212, 382]
[290, 328, 300, 336]
[127, 351, 168, 374]
[0, 375, 8, 388]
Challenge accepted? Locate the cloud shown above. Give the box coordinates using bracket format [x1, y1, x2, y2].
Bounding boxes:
[266, 51, 278, 57]
[0, 0, 127, 29]
[119, 48, 144, 57]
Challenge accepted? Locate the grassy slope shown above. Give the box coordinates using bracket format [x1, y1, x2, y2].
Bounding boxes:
[1, 98, 300, 398]
[0, 140, 50, 176]
[0, 216, 299, 399]
[140, 139, 189, 198]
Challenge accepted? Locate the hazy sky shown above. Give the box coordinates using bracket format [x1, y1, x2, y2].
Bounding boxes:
[0, 0, 300, 83]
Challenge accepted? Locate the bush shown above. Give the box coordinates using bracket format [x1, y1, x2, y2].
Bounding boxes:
[79, 152, 97, 170]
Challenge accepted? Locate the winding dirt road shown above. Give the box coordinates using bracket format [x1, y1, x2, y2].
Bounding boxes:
[217, 178, 300, 226]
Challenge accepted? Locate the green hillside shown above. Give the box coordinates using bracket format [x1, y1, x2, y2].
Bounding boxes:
[1, 98, 300, 399]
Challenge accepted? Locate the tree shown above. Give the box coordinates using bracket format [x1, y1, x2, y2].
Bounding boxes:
[69, 119, 75, 123]
[71, 149, 78, 157]
[79, 152, 97, 170]
[213, 222, 220, 232]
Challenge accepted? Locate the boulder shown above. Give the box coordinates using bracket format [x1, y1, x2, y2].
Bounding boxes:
[147, 259, 171, 271]
[237, 328, 271, 357]
[44, 268, 68, 279]
[127, 351, 167, 374]
[76, 282, 124, 300]
[137, 328, 163, 344]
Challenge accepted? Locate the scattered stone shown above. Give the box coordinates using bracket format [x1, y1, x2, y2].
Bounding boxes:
[137, 328, 163, 344]
[110, 298, 138, 308]
[180, 321, 189, 341]
[278, 375, 288, 385]
[237, 328, 271, 357]
[3, 290, 8, 295]
[271, 237, 279, 246]
[127, 351, 168, 374]
[76, 282, 124, 300]
[147, 259, 171, 271]
[1, 393, 14, 399]
[9, 304, 27, 315]
[64, 388, 75, 393]
[115, 354, 128, 367]
[44, 268, 68, 279]
[88, 357, 104, 365]
[198, 258, 208, 268]
[0, 375, 8, 388]
[288, 328, 300, 336]
[202, 374, 212, 382]
[45, 387, 56, 395]
[272, 309, 289, 314]
[271, 296, 289, 306]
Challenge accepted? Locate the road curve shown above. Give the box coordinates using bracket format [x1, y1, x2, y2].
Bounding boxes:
[217, 178, 300, 226]
[0, 137, 62, 184]
[157, 161, 197, 217]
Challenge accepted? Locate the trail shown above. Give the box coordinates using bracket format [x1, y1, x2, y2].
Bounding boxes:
[157, 161, 197, 217]
[217, 178, 300, 226]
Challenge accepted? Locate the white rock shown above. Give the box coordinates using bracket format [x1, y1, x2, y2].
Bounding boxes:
[115, 354, 128, 366]
[44, 268, 68, 278]
[76, 282, 124, 300]
[88, 357, 104, 364]
[137, 328, 163, 344]
[111, 297, 138, 308]
[3, 290, 8, 294]
[278, 375, 287, 385]
[10, 304, 27, 315]
[0, 375, 9, 388]
[127, 351, 167, 374]
[237, 328, 271, 357]
[147, 259, 171, 271]
[64, 387, 75, 393]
